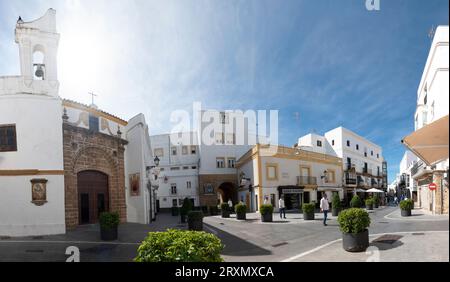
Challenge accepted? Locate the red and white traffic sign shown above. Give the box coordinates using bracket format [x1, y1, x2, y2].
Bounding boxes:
[429, 183, 437, 191]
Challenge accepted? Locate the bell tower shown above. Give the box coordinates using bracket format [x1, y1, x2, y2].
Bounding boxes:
[14, 8, 59, 95]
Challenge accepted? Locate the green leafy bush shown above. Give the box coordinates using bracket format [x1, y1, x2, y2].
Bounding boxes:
[373, 193, 380, 205]
[235, 203, 247, 214]
[332, 194, 341, 209]
[400, 199, 414, 210]
[99, 212, 120, 229]
[209, 206, 219, 215]
[187, 211, 204, 221]
[350, 195, 362, 208]
[259, 204, 273, 215]
[180, 198, 193, 215]
[220, 203, 230, 211]
[302, 203, 315, 214]
[338, 208, 371, 234]
[135, 229, 224, 262]
[365, 198, 374, 206]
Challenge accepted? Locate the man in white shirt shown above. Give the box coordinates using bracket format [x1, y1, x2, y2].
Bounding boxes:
[320, 193, 330, 226]
[279, 196, 286, 219]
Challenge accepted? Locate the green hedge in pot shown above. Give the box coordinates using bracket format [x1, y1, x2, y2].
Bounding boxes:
[338, 208, 371, 234]
[134, 229, 224, 262]
[350, 195, 362, 208]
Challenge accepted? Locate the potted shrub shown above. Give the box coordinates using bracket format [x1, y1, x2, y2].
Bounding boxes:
[365, 198, 374, 210]
[350, 195, 362, 208]
[400, 199, 413, 217]
[331, 194, 341, 216]
[373, 194, 380, 208]
[260, 204, 273, 222]
[302, 203, 315, 220]
[99, 212, 120, 241]
[338, 208, 371, 252]
[135, 229, 224, 262]
[180, 198, 193, 223]
[235, 203, 247, 220]
[187, 211, 204, 231]
[220, 203, 230, 218]
[209, 205, 219, 216]
[171, 206, 179, 216]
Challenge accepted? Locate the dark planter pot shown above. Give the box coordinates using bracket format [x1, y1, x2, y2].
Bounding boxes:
[221, 210, 230, 218]
[180, 214, 187, 223]
[332, 208, 340, 217]
[401, 209, 411, 217]
[188, 219, 203, 231]
[303, 212, 315, 221]
[236, 212, 246, 220]
[100, 226, 118, 241]
[261, 212, 273, 222]
[374, 203, 379, 208]
[342, 229, 369, 252]
[171, 207, 179, 216]
[366, 204, 373, 210]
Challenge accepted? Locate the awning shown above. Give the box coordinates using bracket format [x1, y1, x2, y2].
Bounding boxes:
[355, 189, 367, 193]
[366, 188, 384, 193]
[402, 115, 449, 166]
[317, 187, 342, 192]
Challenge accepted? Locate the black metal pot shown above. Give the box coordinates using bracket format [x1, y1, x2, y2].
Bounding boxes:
[171, 207, 179, 216]
[366, 204, 374, 210]
[342, 229, 369, 252]
[100, 226, 118, 241]
[261, 212, 273, 222]
[374, 203, 379, 208]
[332, 208, 340, 217]
[188, 218, 203, 231]
[180, 214, 187, 223]
[303, 212, 315, 221]
[401, 209, 411, 217]
[221, 210, 230, 218]
[236, 212, 246, 220]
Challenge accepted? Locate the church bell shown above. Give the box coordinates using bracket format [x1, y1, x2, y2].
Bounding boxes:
[34, 64, 45, 79]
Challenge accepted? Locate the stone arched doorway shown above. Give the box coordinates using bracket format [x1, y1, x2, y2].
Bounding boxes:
[217, 182, 236, 204]
[77, 170, 109, 224]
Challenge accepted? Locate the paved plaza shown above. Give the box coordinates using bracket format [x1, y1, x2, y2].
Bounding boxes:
[0, 206, 448, 262]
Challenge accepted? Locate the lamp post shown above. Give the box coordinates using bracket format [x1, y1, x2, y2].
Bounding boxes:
[146, 156, 160, 224]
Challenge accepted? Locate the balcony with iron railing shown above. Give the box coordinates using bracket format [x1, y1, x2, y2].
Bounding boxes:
[297, 176, 317, 186]
[411, 161, 433, 179]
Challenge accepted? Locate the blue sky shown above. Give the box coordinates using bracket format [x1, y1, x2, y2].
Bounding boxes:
[0, 0, 448, 182]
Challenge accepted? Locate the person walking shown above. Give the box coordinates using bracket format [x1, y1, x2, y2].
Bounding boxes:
[320, 193, 330, 226]
[228, 199, 233, 213]
[278, 196, 286, 219]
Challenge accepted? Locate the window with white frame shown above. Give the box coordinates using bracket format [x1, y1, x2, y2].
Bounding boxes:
[226, 133, 235, 145]
[171, 184, 177, 195]
[190, 146, 197, 154]
[215, 132, 224, 144]
[182, 146, 188, 155]
[187, 181, 192, 189]
[171, 146, 177, 156]
[317, 140, 322, 147]
[216, 157, 225, 168]
[227, 158, 236, 168]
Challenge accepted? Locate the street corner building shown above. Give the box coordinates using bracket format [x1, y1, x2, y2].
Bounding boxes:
[0, 9, 155, 236]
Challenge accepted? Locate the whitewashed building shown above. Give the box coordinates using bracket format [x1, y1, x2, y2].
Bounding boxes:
[404, 26, 449, 214]
[196, 110, 255, 207]
[150, 132, 200, 210]
[323, 127, 387, 202]
[0, 9, 65, 236]
[124, 113, 157, 224]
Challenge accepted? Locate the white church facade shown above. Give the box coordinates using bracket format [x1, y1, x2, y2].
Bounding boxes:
[0, 9, 156, 236]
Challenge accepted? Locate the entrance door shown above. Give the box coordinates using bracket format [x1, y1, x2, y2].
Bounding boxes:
[80, 193, 90, 224]
[77, 171, 109, 224]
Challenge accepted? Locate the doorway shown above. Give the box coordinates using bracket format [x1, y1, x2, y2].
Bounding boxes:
[77, 170, 109, 224]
